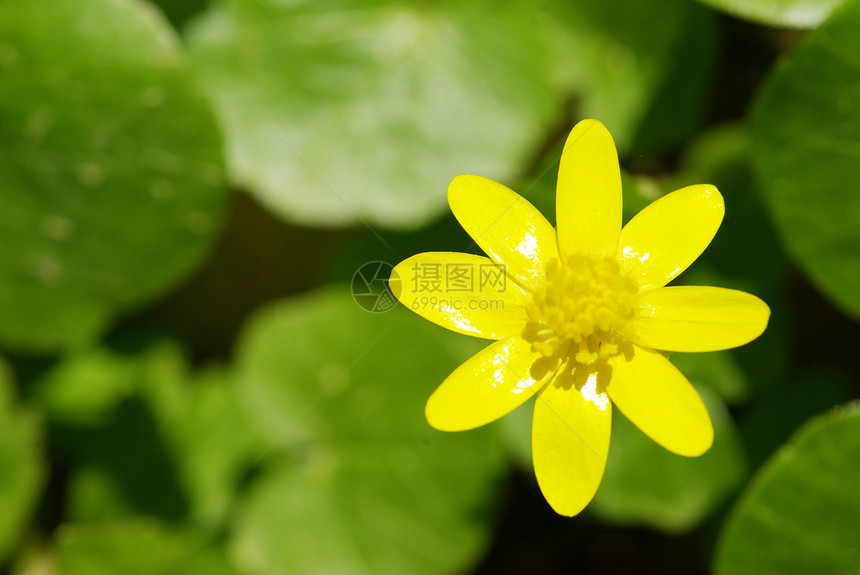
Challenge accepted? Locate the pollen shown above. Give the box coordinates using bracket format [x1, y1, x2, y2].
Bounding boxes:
[522, 254, 638, 369]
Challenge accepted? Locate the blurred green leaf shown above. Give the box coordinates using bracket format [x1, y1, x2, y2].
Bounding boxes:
[231, 288, 504, 575]
[589, 386, 747, 533]
[494, 395, 534, 471]
[751, 0, 860, 319]
[0, 359, 45, 563]
[695, 0, 844, 27]
[541, 0, 716, 149]
[10, 541, 57, 575]
[625, 4, 718, 155]
[34, 348, 141, 426]
[67, 468, 137, 525]
[149, 0, 211, 30]
[0, 0, 227, 351]
[38, 342, 264, 528]
[715, 403, 860, 575]
[186, 0, 706, 228]
[144, 366, 267, 528]
[187, 0, 558, 228]
[56, 520, 237, 575]
[671, 350, 748, 405]
[58, 395, 191, 523]
[739, 369, 856, 468]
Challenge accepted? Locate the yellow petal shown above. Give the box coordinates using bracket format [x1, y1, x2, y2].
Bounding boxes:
[607, 346, 713, 457]
[556, 119, 622, 259]
[447, 175, 559, 292]
[426, 336, 555, 431]
[391, 252, 530, 339]
[618, 184, 724, 289]
[630, 286, 771, 352]
[532, 373, 611, 516]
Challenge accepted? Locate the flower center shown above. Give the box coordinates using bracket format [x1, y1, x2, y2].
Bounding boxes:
[522, 254, 638, 370]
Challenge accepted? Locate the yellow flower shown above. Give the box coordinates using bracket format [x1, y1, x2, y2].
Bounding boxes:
[390, 119, 770, 516]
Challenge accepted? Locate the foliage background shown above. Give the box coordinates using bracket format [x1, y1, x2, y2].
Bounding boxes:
[1, 0, 859, 573]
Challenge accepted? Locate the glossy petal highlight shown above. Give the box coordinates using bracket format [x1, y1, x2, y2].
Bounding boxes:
[630, 286, 771, 352]
[607, 346, 713, 457]
[426, 336, 555, 432]
[448, 175, 558, 291]
[391, 253, 530, 339]
[532, 374, 612, 516]
[556, 119, 622, 260]
[618, 185, 724, 289]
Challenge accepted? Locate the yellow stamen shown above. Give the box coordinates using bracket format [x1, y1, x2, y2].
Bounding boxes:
[522, 254, 638, 370]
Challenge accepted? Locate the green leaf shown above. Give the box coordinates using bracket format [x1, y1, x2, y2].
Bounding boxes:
[0, 359, 45, 563]
[145, 365, 267, 528]
[671, 350, 748, 405]
[67, 468, 138, 525]
[150, 0, 211, 30]
[186, 0, 704, 228]
[231, 288, 504, 575]
[715, 403, 860, 575]
[739, 368, 856, 469]
[751, 0, 860, 318]
[589, 386, 747, 533]
[38, 342, 264, 528]
[34, 348, 142, 426]
[695, 0, 844, 27]
[537, 0, 716, 151]
[187, 0, 557, 228]
[495, 395, 534, 470]
[56, 520, 238, 575]
[628, 8, 717, 155]
[57, 394, 191, 523]
[0, 0, 227, 350]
